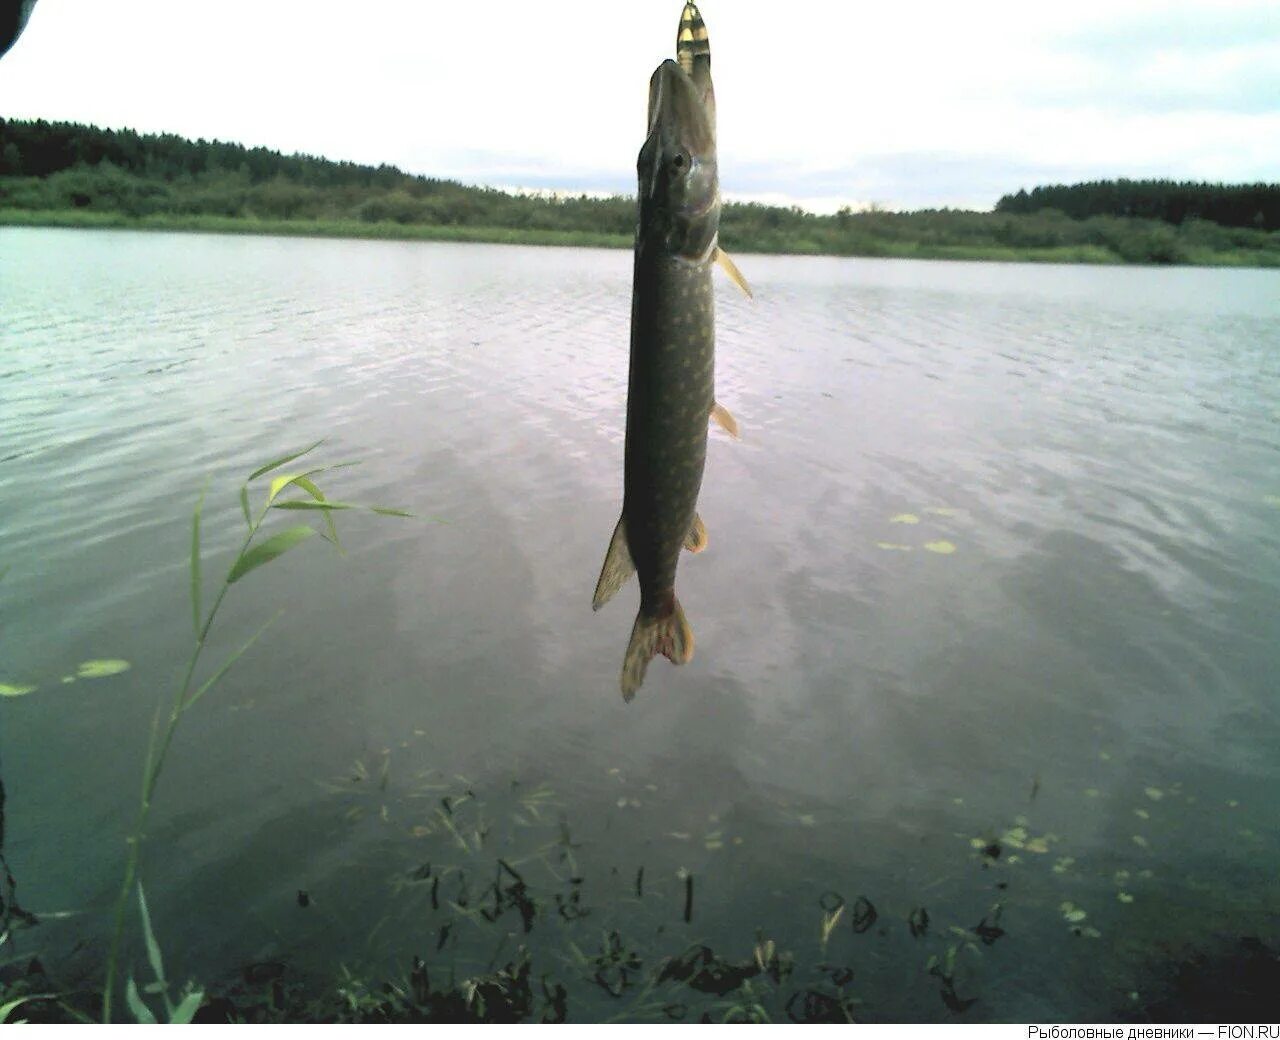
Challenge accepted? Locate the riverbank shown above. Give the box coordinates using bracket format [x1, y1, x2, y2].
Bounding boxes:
[7, 208, 1280, 267]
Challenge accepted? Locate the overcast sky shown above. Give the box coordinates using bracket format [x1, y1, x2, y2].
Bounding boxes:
[1, 0, 1276, 212]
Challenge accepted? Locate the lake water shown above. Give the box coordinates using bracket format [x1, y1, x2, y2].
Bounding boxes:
[2, 226, 1278, 1022]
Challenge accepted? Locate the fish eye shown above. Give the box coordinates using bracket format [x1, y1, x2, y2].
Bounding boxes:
[671, 152, 688, 171]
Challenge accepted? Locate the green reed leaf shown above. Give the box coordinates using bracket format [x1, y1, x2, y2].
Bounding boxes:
[191, 485, 206, 638]
[289, 474, 340, 550]
[125, 978, 156, 1025]
[239, 485, 251, 527]
[227, 526, 315, 584]
[247, 440, 323, 482]
[185, 611, 281, 710]
[0, 995, 53, 1024]
[267, 469, 325, 504]
[137, 884, 166, 988]
[169, 990, 204, 1025]
[271, 500, 354, 511]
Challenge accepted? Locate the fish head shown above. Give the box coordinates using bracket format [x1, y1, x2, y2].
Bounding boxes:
[637, 58, 719, 261]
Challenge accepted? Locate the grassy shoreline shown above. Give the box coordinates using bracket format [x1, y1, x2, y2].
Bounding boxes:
[5, 208, 1277, 267]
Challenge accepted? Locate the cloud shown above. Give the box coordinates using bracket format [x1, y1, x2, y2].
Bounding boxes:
[1, 0, 1276, 214]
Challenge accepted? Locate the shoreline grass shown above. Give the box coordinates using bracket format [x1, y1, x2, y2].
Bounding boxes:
[5, 208, 1278, 268]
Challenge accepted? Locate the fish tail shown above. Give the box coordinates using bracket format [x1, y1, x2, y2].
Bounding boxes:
[620, 595, 694, 702]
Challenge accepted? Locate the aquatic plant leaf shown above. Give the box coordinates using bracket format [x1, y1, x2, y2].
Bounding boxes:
[820, 905, 844, 945]
[0, 681, 38, 697]
[890, 513, 919, 524]
[292, 475, 342, 549]
[185, 611, 281, 710]
[371, 506, 417, 518]
[227, 526, 315, 583]
[137, 884, 167, 988]
[248, 440, 323, 482]
[191, 485, 205, 638]
[0, 995, 53, 1024]
[169, 989, 204, 1025]
[76, 659, 131, 679]
[924, 540, 957, 554]
[272, 500, 355, 511]
[266, 470, 324, 504]
[239, 485, 252, 527]
[125, 978, 156, 1025]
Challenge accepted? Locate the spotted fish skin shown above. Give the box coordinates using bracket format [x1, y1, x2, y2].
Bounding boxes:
[593, 12, 722, 700]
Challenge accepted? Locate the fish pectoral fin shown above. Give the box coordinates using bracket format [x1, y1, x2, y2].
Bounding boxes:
[684, 513, 708, 553]
[715, 247, 753, 300]
[620, 598, 694, 702]
[710, 402, 740, 440]
[592, 515, 635, 611]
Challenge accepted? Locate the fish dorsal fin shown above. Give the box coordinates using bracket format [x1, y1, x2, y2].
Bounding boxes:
[592, 515, 635, 611]
[710, 402, 740, 440]
[715, 248, 753, 299]
[684, 512, 708, 553]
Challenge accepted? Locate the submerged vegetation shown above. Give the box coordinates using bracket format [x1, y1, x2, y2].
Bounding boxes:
[2, 457, 1278, 1022]
[2, 119, 1279, 267]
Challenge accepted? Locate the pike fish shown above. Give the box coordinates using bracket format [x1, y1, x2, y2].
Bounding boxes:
[593, 2, 748, 701]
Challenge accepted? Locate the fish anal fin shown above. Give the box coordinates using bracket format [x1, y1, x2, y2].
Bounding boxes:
[592, 516, 635, 611]
[684, 513, 708, 553]
[711, 402, 740, 440]
[715, 247, 753, 299]
[620, 597, 694, 702]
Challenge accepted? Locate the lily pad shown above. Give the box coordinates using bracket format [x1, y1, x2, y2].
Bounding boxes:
[1117, 892, 1134, 904]
[0, 681, 38, 698]
[923, 540, 957, 554]
[924, 507, 958, 517]
[1144, 787, 1163, 801]
[889, 513, 920, 524]
[76, 659, 132, 679]
[876, 542, 913, 551]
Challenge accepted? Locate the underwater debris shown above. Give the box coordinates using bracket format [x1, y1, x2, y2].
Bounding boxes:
[851, 896, 878, 934]
[657, 943, 783, 997]
[785, 987, 858, 1023]
[973, 904, 1004, 946]
[591, 931, 643, 998]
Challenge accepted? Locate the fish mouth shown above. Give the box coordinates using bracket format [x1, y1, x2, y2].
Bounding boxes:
[646, 59, 713, 158]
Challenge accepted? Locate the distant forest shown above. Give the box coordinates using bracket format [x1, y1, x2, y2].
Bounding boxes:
[3, 119, 1279, 268]
[997, 180, 1279, 231]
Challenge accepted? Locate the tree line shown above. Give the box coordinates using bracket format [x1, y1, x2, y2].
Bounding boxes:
[2, 119, 1278, 267]
[997, 179, 1279, 232]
